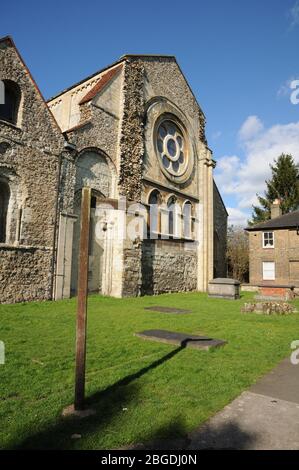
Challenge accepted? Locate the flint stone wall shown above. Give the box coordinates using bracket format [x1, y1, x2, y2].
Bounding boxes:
[141, 240, 197, 295]
[0, 38, 66, 303]
[0, 246, 52, 303]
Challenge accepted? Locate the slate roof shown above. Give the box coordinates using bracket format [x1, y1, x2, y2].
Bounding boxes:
[246, 209, 299, 231]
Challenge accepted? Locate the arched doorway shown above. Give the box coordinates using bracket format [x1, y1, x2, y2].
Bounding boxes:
[70, 150, 113, 295]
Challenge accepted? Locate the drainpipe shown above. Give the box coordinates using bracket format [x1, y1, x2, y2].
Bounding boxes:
[50, 141, 77, 300]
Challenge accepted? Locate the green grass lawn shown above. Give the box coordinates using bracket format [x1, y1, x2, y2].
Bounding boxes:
[0, 291, 298, 449]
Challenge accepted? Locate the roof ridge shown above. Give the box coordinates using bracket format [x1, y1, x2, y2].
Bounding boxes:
[246, 208, 299, 231]
[47, 57, 126, 102]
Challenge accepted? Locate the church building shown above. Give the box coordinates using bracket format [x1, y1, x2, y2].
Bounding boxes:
[0, 36, 227, 304]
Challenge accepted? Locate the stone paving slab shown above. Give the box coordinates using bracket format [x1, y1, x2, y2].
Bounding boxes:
[144, 306, 192, 314]
[135, 329, 227, 350]
[188, 391, 299, 450]
[250, 358, 299, 404]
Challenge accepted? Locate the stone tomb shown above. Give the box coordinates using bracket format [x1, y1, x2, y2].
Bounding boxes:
[144, 306, 192, 314]
[208, 278, 240, 299]
[135, 329, 227, 351]
[257, 284, 295, 301]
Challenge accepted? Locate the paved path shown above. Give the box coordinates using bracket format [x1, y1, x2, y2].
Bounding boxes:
[187, 358, 299, 450]
[127, 358, 299, 450]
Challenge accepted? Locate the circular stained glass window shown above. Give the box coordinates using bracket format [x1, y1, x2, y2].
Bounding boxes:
[156, 120, 187, 177]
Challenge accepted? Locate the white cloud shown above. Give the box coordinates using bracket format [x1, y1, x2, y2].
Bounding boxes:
[238, 194, 259, 209]
[215, 117, 299, 222]
[214, 155, 240, 194]
[238, 115, 263, 141]
[227, 208, 249, 227]
[288, 1, 299, 29]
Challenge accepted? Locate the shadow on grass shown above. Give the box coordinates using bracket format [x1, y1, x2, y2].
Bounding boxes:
[11, 345, 186, 449]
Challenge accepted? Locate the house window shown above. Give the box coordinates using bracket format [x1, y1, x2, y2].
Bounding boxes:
[0, 181, 10, 243]
[263, 231, 274, 248]
[262, 261, 275, 280]
[0, 80, 21, 125]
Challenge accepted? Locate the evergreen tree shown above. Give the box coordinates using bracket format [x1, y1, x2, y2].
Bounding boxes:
[249, 154, 299, 225]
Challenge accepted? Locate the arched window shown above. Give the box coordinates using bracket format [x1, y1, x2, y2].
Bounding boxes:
[167, 196, 177, 236]
[183, 201, 193, 239]
[0, 181, 10, 243]
[148, 189, 161, 235]
[0, 80, 21, 125]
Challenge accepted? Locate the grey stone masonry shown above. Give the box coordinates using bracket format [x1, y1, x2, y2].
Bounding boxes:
[208, 278, 240, 299]
[0, 37, 67, 303]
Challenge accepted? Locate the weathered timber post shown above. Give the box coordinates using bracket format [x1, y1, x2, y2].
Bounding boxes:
[62, 187, 95, 418]
[74, 187, 91, 410]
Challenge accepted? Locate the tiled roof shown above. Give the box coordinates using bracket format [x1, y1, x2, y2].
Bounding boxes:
[246, 209, 299, 231]
[79, 64, 123, 105]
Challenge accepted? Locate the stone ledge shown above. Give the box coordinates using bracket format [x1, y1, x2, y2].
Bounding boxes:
[0, 243, 52, 251]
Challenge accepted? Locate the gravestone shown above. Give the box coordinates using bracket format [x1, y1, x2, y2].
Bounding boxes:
[144, 306, 192, 314]
[135, 329, 227, 350]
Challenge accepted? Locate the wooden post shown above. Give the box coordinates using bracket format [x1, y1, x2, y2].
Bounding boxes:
[74, 187, 91, 410]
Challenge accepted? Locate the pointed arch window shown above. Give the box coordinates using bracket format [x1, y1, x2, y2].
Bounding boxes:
[148, 189, 161, 235]
[183, 201, 193, 239]
[167, 196, 177, 236]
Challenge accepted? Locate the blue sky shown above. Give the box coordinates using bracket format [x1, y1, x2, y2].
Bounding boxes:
[2, 0, 299, 224]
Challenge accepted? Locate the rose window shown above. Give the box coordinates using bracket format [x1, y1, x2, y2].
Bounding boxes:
[156, 120, 187, 176]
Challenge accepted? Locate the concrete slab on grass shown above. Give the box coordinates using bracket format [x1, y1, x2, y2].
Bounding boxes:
[144, 306, 192, 314]
[135, 329, 227, 350]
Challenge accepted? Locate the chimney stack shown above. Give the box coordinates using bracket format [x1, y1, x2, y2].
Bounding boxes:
[271, 199, 282, 219]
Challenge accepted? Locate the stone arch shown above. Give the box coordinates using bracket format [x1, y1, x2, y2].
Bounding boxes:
[0, 166, 22, 244]
[144, 97, 197, 187]
[147, 188, 162, 234]
[182, 199, 194, 239]
[75, 147, 115, 197]
[71, 148, 116, 295]
[166, 194, 179, 236]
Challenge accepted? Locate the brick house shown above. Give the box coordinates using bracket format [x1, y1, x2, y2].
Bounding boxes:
[245, 200, 299, 298]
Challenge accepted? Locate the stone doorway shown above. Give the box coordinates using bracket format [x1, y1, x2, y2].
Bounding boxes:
[71, 190, 105, 295]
